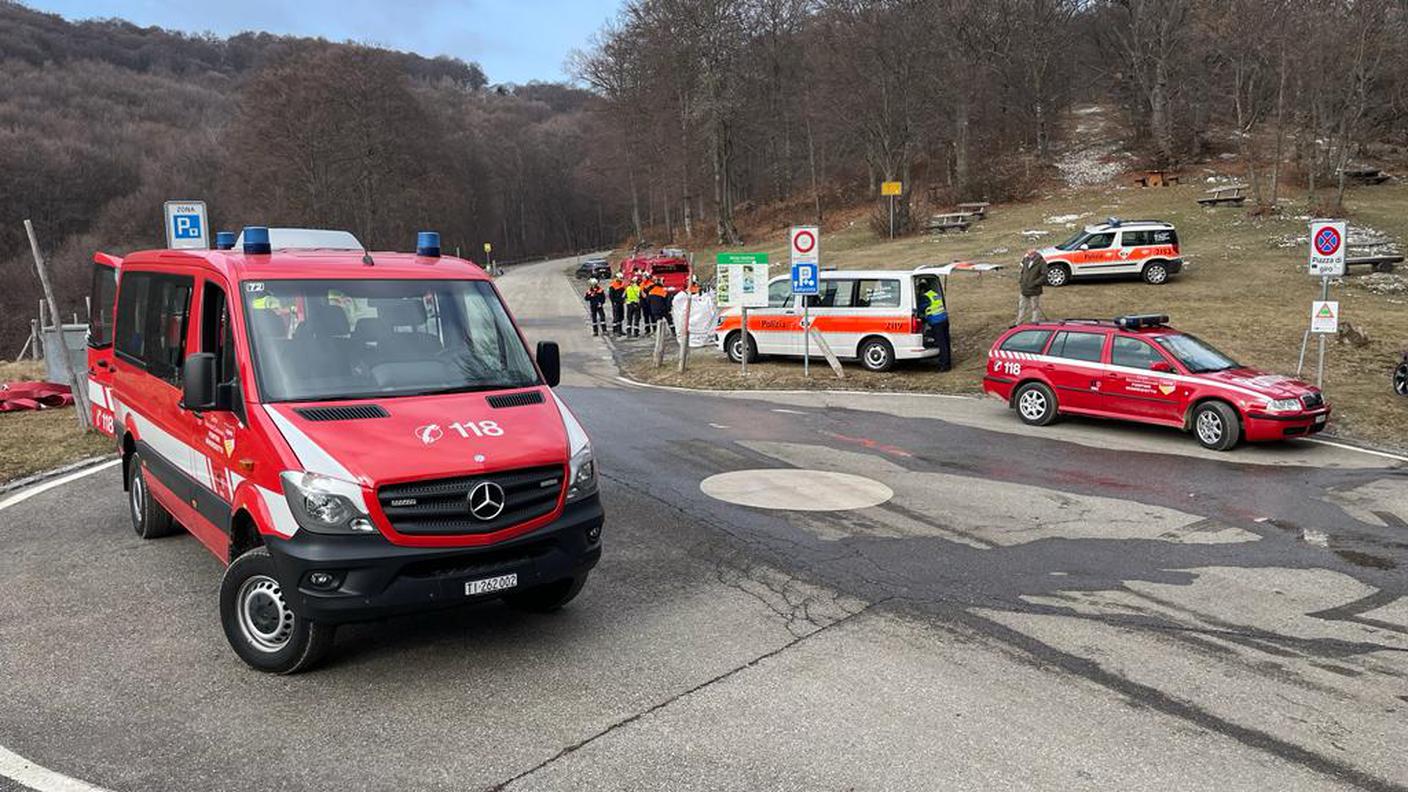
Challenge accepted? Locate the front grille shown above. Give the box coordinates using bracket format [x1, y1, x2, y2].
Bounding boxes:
[294, 404, 389, 421]
[487, 390, 545, 409]
[1301, 392, 1324, 409]
[376, 465, 564, 535]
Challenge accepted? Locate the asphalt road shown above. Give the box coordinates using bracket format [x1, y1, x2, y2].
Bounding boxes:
[2, 255, 1406, 791]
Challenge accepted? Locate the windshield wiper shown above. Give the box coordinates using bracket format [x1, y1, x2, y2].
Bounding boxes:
[413, 381, 538, 397]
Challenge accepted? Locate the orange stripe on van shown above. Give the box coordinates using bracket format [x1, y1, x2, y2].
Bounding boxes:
[718, 314, 914, 334]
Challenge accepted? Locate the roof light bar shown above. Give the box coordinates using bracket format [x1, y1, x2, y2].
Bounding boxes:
[1114, 314, 1169, 329]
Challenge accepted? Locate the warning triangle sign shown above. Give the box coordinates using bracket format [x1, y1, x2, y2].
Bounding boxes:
[1316, 304, 1334, 318]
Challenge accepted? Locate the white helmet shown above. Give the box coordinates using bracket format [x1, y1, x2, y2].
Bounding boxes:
[588, 277, 599, 286]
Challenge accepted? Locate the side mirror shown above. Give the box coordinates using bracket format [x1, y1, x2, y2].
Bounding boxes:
[181, 353, 217, 411]
[1150, 361, 1174, 373]
[537, 341, 561, 388]
[1079, 243, 1090, 251]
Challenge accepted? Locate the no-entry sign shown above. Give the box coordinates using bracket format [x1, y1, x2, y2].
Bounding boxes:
[790, 226, 819, 264]
[1308, 220, 1346, 277]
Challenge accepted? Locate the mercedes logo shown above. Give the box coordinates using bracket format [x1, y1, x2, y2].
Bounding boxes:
[467, 481, 506, 521]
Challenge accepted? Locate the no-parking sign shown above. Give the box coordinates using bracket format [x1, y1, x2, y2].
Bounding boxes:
[790, 225, 819, 264]
[1308, 219, 1346, 277]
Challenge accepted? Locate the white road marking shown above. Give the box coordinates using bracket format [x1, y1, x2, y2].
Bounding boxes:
[1306, 437, 1408, 464]
[1, 462, 125, 789]
[0, 459, 121, 513]
[708, 423, 730, 430]
[771, 409, 808, 415]
[0, 725, 115, 792]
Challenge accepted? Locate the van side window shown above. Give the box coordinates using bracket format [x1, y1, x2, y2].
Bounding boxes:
[1000, 329, 1052, 354]
[89, 264, 117, 348]
[806, 279, 856, 308]
[115, 272, 193, 384]
[1048, 331, 1105, 362]
[201, 283, 238, 386]
[854, 279, 901, 308]
[767, 280, 793, 308]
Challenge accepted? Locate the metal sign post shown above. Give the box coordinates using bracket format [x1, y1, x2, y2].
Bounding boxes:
[790, 226, 820, 378]
[1303, 220, 1346, 389]
[881, 181, 902, 239]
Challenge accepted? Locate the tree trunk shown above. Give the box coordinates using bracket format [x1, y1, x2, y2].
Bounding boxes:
[953, 91, 970, 195]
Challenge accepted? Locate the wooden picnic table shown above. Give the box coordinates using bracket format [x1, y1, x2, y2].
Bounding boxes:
[927, 212, 976, 234]
[1197, 184, 1248, 206]
[956, 202, 991, 218]
[1340, 167, 1391, 185]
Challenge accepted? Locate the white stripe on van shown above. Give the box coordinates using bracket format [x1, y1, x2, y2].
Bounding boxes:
[258, 484, 299, 537]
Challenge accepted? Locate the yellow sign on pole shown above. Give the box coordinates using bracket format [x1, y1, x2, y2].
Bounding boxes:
[483, 242, 493, 254]
[881, 181, 903, 196]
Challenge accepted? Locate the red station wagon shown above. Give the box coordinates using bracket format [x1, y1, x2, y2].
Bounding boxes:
[983, 315, 1330, 450]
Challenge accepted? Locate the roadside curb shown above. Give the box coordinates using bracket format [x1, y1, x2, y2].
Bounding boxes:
[0, 454, 118, 496]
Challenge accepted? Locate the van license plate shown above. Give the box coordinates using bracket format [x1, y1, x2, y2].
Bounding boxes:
[465, 573, 518, 596]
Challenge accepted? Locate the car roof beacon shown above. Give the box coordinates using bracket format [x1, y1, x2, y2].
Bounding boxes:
[242, 226, 272, 255]
[416, 231, 442, 258]
[215, 231, 237, 250]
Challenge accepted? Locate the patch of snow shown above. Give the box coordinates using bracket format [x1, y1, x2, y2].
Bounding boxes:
[1045, 213, 1087, 225]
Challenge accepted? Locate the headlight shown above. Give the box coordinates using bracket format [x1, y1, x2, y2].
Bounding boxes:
[552, 391, 599, 503]
[1266, 398, 1302, 413]
[280, 471, 376, 534]
[567, 444, 597, 502]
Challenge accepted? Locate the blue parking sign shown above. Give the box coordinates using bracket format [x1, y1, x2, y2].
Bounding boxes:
[173, 214, 202, 239]
[791, 261, 819, 295]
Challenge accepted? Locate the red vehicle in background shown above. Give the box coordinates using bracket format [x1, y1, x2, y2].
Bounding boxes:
[983, 314, 1330, 451]
[620, 248, 691, 293]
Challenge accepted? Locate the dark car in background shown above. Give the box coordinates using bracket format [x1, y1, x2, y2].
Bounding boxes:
[1395, 349, 1408, 396]
[575, 258, 612, 280]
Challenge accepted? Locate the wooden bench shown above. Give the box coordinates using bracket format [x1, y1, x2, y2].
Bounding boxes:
[1197, 184, 1248, 206]
[1346, 255, 1403, 273]
[927, 212, 976, 234]
[956, 202, 991, 219]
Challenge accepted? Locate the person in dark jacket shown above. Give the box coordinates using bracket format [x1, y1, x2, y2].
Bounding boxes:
[607, 272, 626, 336]
[919, 277, 950, 371]
[584, 278, 607, 336]
[639, 274, 657, 334]
[1016, 249, 1048, 324]
[646, 281, 674, 336]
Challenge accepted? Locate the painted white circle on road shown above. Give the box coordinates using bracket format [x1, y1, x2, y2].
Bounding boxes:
[700, 469, 893, 511]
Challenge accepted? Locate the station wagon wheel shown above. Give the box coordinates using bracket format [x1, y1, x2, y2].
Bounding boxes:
[128, 452, 179, 539]
[1192, 401, 1241, 451]
[1046, 263, 1070, 287]
[1013, 382, 1058, 426]
[726, 331, 758, 364]
[220, 547, 335, 674]
[1393, 362, 1408, 396]
[1142, 260, 1170, 285]
[859, 338, 895, 372]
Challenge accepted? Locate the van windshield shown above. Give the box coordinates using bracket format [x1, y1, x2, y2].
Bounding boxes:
[241, 279, 540, 402]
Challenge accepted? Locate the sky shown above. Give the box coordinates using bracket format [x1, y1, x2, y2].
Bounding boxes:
[30, 0, 622, 84]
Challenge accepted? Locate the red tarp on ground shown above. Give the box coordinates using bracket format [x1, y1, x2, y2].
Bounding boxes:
[0, 381, 74, 412]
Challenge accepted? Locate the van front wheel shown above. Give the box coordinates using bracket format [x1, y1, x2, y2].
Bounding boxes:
[220, 548, 335, 674]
